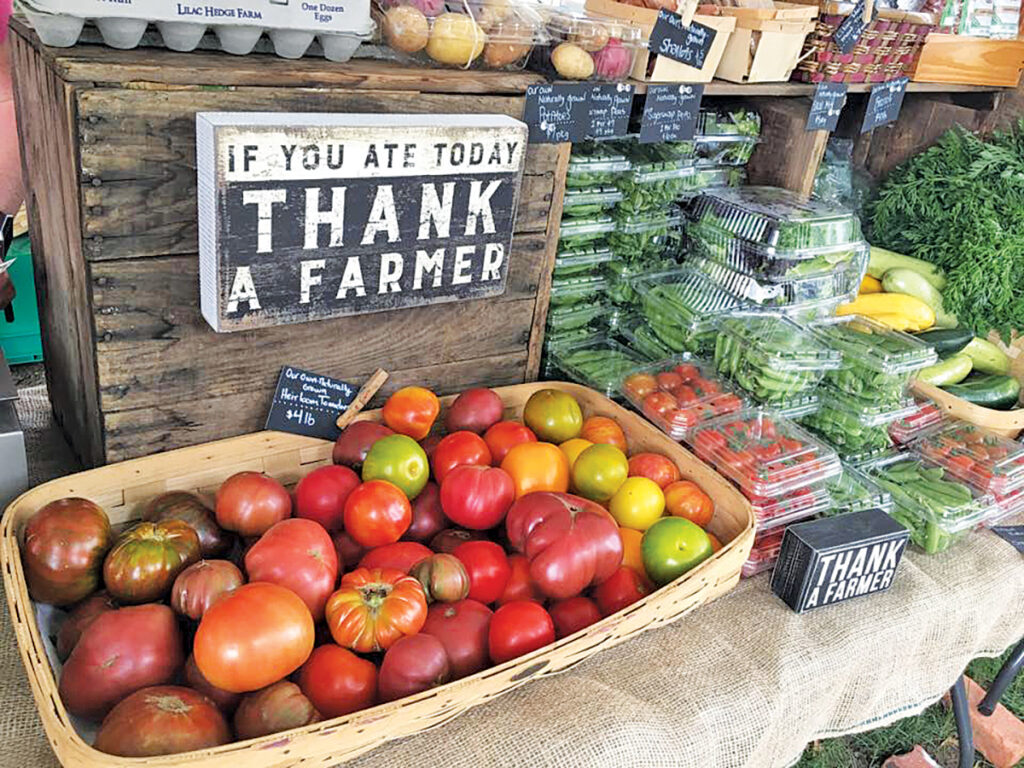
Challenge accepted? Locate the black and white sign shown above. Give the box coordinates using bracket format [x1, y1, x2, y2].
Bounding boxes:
[834, 0, 872, 54]
[586, 83, 635, 140]
[196, 113, 528, 332]
[861, 77, 909, 133]
[806, 82, 848, 132]
[992, 525, 1024, 554]
[770, 509, 910, 613]
[639, 84, 704, 144]
[265, 366, 356, 440]
[648, 9, 717, 70]
[524, 83, 634, 143]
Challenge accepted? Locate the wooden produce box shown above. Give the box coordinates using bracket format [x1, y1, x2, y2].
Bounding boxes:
[9, 19, 569, 467]
[912, 33, 1024, 87]
[715, 4, 818, 83]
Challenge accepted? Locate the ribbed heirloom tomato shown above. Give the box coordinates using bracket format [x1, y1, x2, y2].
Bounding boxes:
[103, 520, 200, 604]
[500, 442, 570, 498]
[343, 480, 412, 547]
[440, 464, 515, 530]
[325, 567, 428, 653]
[359, 541, 432, 572]
[381, 386, 440, 440]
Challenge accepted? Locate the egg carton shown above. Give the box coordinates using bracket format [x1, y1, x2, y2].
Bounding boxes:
[17, 0, 374, 60]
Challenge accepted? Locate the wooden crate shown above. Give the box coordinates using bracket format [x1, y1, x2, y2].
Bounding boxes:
[912, 33, 1024, 87]
[9, 19, 568, 466]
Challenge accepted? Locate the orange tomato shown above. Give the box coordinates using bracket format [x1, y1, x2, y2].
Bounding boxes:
[664, 480, 714, 528]
[579, 416, 628, 454]
[707, 532, 722, 552]
[382, 387, 440, 440]
[618, 527, 646, 577]
[500, 442, 570, 498]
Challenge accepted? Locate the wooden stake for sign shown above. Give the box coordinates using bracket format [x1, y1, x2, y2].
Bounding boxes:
[336, 369, 389, 429]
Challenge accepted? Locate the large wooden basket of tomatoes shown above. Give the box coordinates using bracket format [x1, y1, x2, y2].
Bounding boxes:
[1, 381, 754, 768]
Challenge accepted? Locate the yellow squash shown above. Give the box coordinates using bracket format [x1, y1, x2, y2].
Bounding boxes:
[836, 293, 935, 332]
[859, 274, 883, 294]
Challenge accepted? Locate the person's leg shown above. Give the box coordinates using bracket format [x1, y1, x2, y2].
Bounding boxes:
[1, 0, 26, 216]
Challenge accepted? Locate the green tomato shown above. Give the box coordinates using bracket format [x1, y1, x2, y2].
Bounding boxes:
[571, 444, 629, 503]
[522, 389, 583, 444]
[361, 434, 429, 500]
[641, 517, 713, 586]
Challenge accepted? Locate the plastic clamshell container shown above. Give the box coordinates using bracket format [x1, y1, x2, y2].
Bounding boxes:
[609, 211, 683, 264]
[690, 165, 746, 194]
[693, 136, 759, 167]
[697, 107, 762, 137]
[750, 484, 832, 532]
[910, 420, 1024, 496]
[612, 312, 676, 361]
[562, 186, 624, 218]
[554, 246, 614, 278]
[549, 336, 646, 399]
[689, 186, 863, 250]
[546, 301, 609, 333]
[558, 214, 617, 250]
[741, 526, 786, 578]
[988, 487, 1024, 526]
[889, 400, 944, 445]
[604, 259, 676, 307]
[686, 407, 842, 498]
[620, 357, 746, 439]
[615, 141, 698, 214]
[549, 275, 608, 309]
[566, 144, 632, 189]
[532, 7, 645, 82]
[826, 463, 895, 516]
[800, 386, 917, 464]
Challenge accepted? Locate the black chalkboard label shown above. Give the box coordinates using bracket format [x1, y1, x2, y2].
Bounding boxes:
[861, 77, 909, 134]
[992, 525, 1024, 554]
[648, 10, 717, 70]
[639, 84, 704, 144]
[585, 83, 635, 140]
[806, 82, 848, 132]
[524, 83, 590, 143]
[265, 365, 357, 441]
[834, 0, 871, 54]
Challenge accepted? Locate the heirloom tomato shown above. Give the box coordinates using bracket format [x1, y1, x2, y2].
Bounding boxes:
[421, 599, 492, 679]
[60, 604, 183, 720]
[298, 645, 377, 719]
[333, 421, 394, 471]
[103, 520, 201, 604]
[617, 527, 646, 578]
[419, 434, 442, 463]
[362, 435, 430, 500]
[94, 686, 231, 757]
[23, 497, 112, 606]
[707, 532, 723, 552]
[378, 634, 451, 703]
[549, 597, 601, 639]
[294, 465, 360, 531]
[382, 386, 440, 440]
[430, 527, 486, 554]
[410, 553, 470, 603]
[593, 566, 650, 617]
[444, 388, 504, 435]
[627, 453, 681, 490]
[404, 481, 447, 543]
[500, 442, 570, 498]
[359, 541, 432, 572]
[641, 516, 713, 586]
[143, 491, 230, 558]
[523, 389, 583, 444]
[483, 420, 537, 465]
[171, 559, 244, 621]
[505, 491, 622, 600]
[453, 540, 511, 604]
[332, 530, 366, 570]
[215, 472, 291, 537]
[325, 567, 427, 653]
[245, 519, 338, 620]
[432, 431, 492, 484]
[440, 464, 515, 530]
[343, 480, 412, 547]
[496, 554, 542, 606]
[579, 416, 627, 454]
[608, 477, 665, 532]
[558, 438, 593, 473]
[234, 681, 321, 740]
[488, 601, 555, 664]
[194, 582, 315, 693]
[56, 590, 117, 661]
[185, 654, 241, 715]
[571, 444, 629, 502]
[664, 480, 714, 528]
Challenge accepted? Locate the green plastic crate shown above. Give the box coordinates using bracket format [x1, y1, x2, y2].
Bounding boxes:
[0, 236, 44, 365]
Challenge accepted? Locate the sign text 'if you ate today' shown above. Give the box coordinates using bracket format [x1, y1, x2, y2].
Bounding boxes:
[197, 113, 528, 332]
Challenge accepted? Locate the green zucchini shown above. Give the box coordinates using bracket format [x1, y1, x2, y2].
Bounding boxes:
[916, 354, 973, 387]
[881, 268, 957, 328]
[960, 337, 1011, 375]
[916, 327, 973, 356]
[942, 373, 1021, 410]
[867, 246, 946, 291]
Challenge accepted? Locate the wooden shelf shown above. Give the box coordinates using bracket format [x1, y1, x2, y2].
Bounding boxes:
[634, 80, 1005, 95]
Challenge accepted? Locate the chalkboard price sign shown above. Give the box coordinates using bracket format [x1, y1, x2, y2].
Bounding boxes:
[992, 525, 1024, 554]
[585, 83, 635, 140]
[639, 84, 704, 144]
[806, 82, 847, 132]
[861, 77, 909, 134]
[648, 9, 717, 70]
[834, 0, 871, 54]
[265, 366, 357, 441]
[524, 83, 590, 143]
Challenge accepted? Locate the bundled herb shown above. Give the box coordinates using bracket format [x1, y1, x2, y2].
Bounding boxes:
[868, 123, 1024, 341]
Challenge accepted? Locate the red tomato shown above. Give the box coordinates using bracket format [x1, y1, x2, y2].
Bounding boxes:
[444, 388, 504, 435]
[343, 480, 412, 547]
[245, 519, 339, 621]
[94, 686, 231, 757]
[404, 481, 447, 543]
[549, 597, 601, 639]
[298, 644, 377, 718]
[496, 554, 543, 606]
[656, 371, 683, 391]
[324, 568, 427, 653]
[429, 527, 487, 554]
[331, 530, 366, 570]
[453, 541, 511, 604]
[378, 634, 451, 703]
[294, 465, 360, 532]
[643, 392, 677, 421]
[488, 601, 555, 664]
[358, 541, 432, 573]
[579, 416, 628, 454]
[171, 559, 244, 621]
[215, 472, 292, 538]
[184, 654, 240, 715]
[333, 421, 394, 471]
[382, 386, 440, 440]
[432, 431, 492, 484]
[410, 553, 470, 603]
[233, 681, 320, 740]
[56, 591, 117, 661]
[664, 480, 714, 528]
[143, 491, 230, 558]
[440, 464, 516, 530]
[421, 599, 492, 679]
[483, 421, 537, 465]
[627, 453, 681, 490]
[103, 520, 200, 604]
[593, 566, 651, 617]
[622, 372, 658, 400]
[194, 582, 315, 693]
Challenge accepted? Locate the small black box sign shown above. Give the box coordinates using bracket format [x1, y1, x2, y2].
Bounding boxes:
[770, 509, 910, 613]
[265, 366, 357, 441]
[648, 10, 718, 70]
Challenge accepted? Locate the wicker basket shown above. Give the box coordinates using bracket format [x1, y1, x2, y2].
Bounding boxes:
[1, 381, 754, 768]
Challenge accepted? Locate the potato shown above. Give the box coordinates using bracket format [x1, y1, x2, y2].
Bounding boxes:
[551, 42, 595, 79]
[383, 6, 430, 53]
[426, 12, 486, 65]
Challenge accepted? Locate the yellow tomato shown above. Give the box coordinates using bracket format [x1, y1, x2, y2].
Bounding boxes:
[608, 477, 665, 531]
[571, 444, 629, 502]
[559, 438, 593, 471]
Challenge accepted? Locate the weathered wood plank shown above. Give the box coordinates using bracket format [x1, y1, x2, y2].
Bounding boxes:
[746, 97, 828, 196]
[102, 351, 529, 461]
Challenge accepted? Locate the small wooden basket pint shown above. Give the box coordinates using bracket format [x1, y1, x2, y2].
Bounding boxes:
[1, 382, 754, 768]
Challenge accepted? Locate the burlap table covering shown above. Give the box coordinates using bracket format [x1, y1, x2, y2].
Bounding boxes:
[2, 386, 1022, 768]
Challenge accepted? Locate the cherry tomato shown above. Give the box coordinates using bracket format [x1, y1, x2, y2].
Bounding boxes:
[496, 554, 542, 606]
[488, 601, 555, 664]
[500, 442, 570, 498]
[656, 371, 683, 391]
[483, 421, 537, 465]
[343, 480, 412, 547]
[432, 431, 492, 484]
[324, 568, 427, 653]
[579, 416, 628, 454]
[453, 540, 511, 604]
[627, 453, 681, 490]
[298, 644, 377, 718]
[664, 480, 714, 528]
[382, 387, 440, 440]
[421, 599, 492, 679]
[622, 372, 658, 400]
[359, 541, 432, 573]
[549, 597, 601, 639]
[294, 465, 360, 532]
[643, 392, 677, 422]
[215, 472, 291, 538]
[593, 566, 651, 617]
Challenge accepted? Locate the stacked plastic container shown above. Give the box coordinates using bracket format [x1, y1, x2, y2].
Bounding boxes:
[530, 7, 645, 82]
[825, 463, 894, 517]
[689, 108, 761, 197]
[547, 337, 645, 400]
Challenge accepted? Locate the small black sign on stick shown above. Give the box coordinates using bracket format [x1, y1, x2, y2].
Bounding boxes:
[806, 82, 848, 132]
[639, 84, 704, 144]
[266, 366, 357, 441]
[861, 76, 909, 133]
[648, 9, 718, 70]
[992, 525, 1024, 554]
[585, 83, 635, 140]
[834, 0, 872, 54]
[524, 83, 590, 144]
